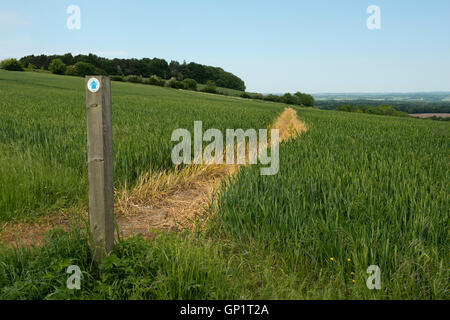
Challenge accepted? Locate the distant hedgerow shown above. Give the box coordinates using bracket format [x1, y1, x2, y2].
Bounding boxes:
[124, 75, 143, 83]
[0, 59, 24, 71]
[147, 75, 165, 86]
[110, 75, 124, 82]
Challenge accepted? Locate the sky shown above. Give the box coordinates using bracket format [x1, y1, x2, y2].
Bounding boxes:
[0, 0, 449, 93]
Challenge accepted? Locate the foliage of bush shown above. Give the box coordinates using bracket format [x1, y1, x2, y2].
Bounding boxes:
[165, 78, 184, 89]
[94, 67, 108, 76]
[147, 75, 165, 86]
[203, 80, 217, 93]
[72, 62, 97, 77]
[294, 92, 314, 106]
[182, 78, 198, 91]
[337, 104, 408, 117]
[281, 93, 298, 105]
[110, 75, 124, 82]
[0, 59, 24, 71]
[261, 92, 314, 107]
[49, 59, 67, 75]
[124, 75, 143, 83]
[65, 65, 76, 76]
[263, 94, 281, 103]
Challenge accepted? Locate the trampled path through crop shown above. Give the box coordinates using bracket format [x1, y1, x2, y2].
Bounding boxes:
[0, 108, 307, 246]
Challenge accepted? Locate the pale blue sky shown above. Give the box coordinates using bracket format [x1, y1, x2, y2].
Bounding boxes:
[1, 0, 449, 93]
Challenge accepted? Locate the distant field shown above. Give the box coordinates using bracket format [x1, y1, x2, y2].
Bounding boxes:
[410, 113, 450, 118]
[313, 92, 450, 102]
[0, 70, 448, 299]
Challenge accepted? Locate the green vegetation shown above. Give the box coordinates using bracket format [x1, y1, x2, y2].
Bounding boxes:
[209, 107, 449, 299]
[197, 83, 243, 96]
[124, 75, 144, 84]
[19, 53, 246, 91]
[315, 96, 450, 114]
[0, 58, 24, 71]
[426, 116, 450, 121]
[203, 80, 217, 93]
[165, 77, 185, 89]
[146, 75, 165, 87]
[0, 229, 247, 299]
[67, 61, 99, 77]
[182, 78, 198, 91]
[48, 59, 67, 75]
[17, 53, 315, 104]
[0, 71, 448, 299]
[314, 92, 450, 103]
[249, 92, 314, 107]
[26, 63, 37, 70]
[336, 104, 408, 117]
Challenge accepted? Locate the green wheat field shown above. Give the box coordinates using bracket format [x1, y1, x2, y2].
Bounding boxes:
[0, 70, 448, 299]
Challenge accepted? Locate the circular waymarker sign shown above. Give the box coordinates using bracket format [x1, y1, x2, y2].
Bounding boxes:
[87, 77, 101, 93]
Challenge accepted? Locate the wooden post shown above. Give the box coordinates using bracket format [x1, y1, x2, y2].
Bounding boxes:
[85, 76, 114, 263]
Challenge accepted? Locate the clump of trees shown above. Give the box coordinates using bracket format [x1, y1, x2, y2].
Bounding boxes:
[0, 59, 24, 71]
[48, 59, 66, 75]
[65, 61, 100, 77]
[19, 53, 246, 91]
[336, 104, 408, 117]
[240, 91, 315, 107]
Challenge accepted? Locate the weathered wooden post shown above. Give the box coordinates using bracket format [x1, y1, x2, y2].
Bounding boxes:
[85, 76, 114, 263]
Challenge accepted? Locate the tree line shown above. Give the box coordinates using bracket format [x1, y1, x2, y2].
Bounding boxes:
[2, 56, 314, 107]
[316, 99, 450, 114]
[336, 104, 408, 117]
[240, 92, 314, 107]
[18, 53, 246, 91]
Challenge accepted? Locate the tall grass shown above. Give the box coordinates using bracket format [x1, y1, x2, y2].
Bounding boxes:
[209, 108, 449, 299]
[0, 228, 243, 299]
